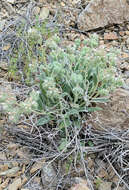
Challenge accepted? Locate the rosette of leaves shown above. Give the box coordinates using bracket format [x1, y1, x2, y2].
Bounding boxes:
[36, 34, 123, 133]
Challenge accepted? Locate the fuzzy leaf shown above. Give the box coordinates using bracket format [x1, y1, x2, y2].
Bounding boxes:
[91, 98, 109, 103]
[87, 107, 102, 112]
[59, 138, 68, 151]
[37, 116, 51, 126]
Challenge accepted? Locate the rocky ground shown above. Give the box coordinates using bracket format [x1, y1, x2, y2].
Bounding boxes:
[0, 0, 129, 190]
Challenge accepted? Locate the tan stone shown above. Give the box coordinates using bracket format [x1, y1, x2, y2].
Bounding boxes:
[0, 164, 8, 172]
[7, 143, 18, 150]
[111, 40, 118, 46]
[2, 43, 11, 51]
[127, 25, 129, 30]
[126, 37, 129, 45]
[99, 40, 104, 45]
[119, 31, 125, 36]
[125, 31, 129, 36]
[60, 2, 66, 6]
[39, 7, 49, 20]
[77, 0, 129, 31]
[121, 52, 129, 59]
[8, 178, 22, 190]
[104, 32, 118, 40]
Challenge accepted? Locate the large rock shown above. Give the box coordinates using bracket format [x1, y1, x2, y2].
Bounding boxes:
[77, 0, 129, 31]
[88, 88, 129, 130]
